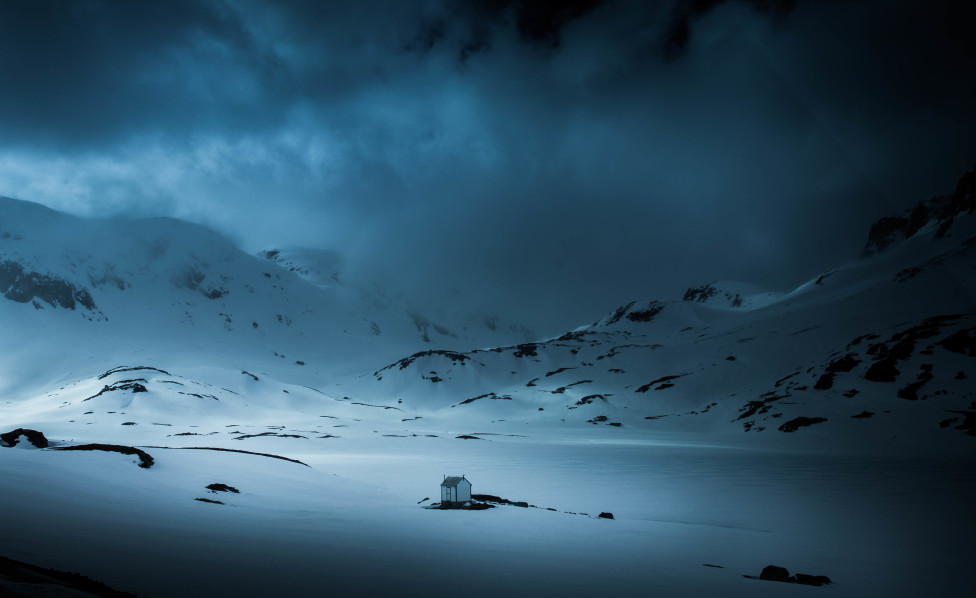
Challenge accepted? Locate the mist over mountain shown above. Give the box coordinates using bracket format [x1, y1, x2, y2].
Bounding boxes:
[1, 2, 974, 596]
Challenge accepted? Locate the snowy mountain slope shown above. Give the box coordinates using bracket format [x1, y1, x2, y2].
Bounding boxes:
[352, 168, 976, 451]
[257, 245, 535, 348]
[0, 197, 533, 401]
[0, 168, 974, 597]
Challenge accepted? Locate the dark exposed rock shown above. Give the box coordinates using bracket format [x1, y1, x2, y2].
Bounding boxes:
[851, 411, 875, 419]
[683, 285, 717, 303]
[864, 315, 963, 382]
[0, 258, 98, 311]
[814, 354, 861, 390]
[939, 329, 976, 356]
[575, 394, 606, 406]
[862, 166, 975, 256]
[98, 365, 170, 380]
[598, 512, 614, 519]
[146, 446, 309, 466]
[943, 410, 976, 436]
[512, 343, 538, 358]
[456, 435, 482, 439]
[195, 497, 224, 505]
[759, 565, 792, 583]
[898, 368, 934, 400]
[375, 349, 473, 374]
[865, 360, 900, 382]
[545, 367, 574, 377]
[0, 428, 49, 448]
[206, 483, 240, 493]
[0, 554, 137, 598]
[429, 501, 494, 510]
[472, 494, 527, 508]
[636, 374, 688, 393]
[602, 301, 635, 325]
[54, 444, 154, 468]
[233, 432, 306, 440]
[456, 392, 512, 406]
[778, 417, 827, 433]
[626, 302, 664, 322]
[84, 380, 148, 401]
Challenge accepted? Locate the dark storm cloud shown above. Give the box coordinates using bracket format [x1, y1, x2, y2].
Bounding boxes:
[1, 0, 974, 334]
[0, 1, 267, 146]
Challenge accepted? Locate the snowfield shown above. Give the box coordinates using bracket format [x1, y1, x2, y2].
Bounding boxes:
[0, 168, 973, 596]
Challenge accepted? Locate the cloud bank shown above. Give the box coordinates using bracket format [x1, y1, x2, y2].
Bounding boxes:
[1, 0, 974, 333]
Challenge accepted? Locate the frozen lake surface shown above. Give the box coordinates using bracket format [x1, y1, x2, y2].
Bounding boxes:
[2, 435, 971, 597]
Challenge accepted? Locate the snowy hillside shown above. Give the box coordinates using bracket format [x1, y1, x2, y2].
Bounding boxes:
[356, 174, 976, 451]
[0, 197, 533, 401]
[0, 167, 973, 597]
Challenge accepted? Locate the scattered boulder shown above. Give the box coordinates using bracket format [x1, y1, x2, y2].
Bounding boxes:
[754, 565, 831, 586]
[206, 483, 240, 493]
[0, 428, 49, 448]
[759, 565, 793, 583]
[598, 512, 614, 519]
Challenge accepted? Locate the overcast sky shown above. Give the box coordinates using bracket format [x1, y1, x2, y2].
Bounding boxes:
[1, 0, 974, 334]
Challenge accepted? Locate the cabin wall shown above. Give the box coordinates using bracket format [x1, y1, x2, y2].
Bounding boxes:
[457, 480, 471, 502]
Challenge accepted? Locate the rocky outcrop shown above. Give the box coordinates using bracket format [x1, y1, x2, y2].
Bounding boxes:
[862, 166, 975, 257]
[0, 428, 49, 448]
[0, 258, 97, 310]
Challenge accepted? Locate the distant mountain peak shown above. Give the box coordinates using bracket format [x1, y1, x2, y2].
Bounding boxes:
[862, 165, 975, 257]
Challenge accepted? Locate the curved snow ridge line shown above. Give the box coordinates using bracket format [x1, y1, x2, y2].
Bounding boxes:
[140, 445, 310, 467]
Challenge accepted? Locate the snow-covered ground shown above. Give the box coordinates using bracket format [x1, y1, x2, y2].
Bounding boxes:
[1, 174, 974, 596]
[1, 433, 972, 597]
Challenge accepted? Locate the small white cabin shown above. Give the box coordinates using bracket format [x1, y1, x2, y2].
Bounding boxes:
[440, 475, 472, 504]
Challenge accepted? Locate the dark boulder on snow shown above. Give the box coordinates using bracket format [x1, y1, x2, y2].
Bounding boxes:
[195, 497, 225, 505]
[206, 483, 240, 493]
[759, 565, 793, 583]
[598, 512, 614, 519]
[0, 428, 49, 448]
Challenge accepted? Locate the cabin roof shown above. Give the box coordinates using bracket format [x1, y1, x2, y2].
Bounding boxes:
[441, 476, 468, 487]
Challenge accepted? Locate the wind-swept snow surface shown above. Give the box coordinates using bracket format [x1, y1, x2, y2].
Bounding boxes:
[0, 166, 974, 596]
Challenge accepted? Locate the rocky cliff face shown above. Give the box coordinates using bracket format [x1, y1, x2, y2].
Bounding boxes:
[0, 258, 98, 313]
[862, 166, 975, 257]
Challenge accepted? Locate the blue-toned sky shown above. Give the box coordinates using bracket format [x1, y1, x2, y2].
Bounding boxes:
[1, 0, 974, 332]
